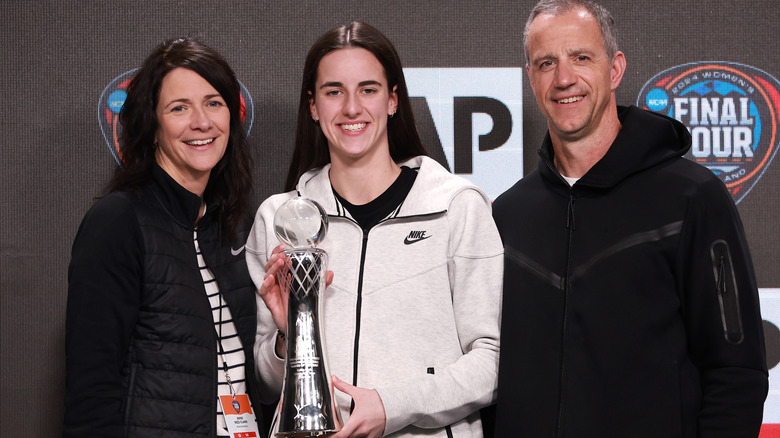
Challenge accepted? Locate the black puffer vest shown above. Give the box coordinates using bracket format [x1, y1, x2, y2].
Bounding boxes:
[121, 165, 264, 437]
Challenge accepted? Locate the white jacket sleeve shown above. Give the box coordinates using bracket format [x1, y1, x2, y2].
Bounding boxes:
[246, 196, 287, 404]
[377, 188, 504, 434]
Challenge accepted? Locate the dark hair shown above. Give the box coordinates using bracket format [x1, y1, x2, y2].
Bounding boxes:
[107, 37, 252, 241]
[284, 21, 427, 191]
[523, 0, 618, 65]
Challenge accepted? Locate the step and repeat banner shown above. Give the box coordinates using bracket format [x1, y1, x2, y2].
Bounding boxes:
[1, 1, 778, 436]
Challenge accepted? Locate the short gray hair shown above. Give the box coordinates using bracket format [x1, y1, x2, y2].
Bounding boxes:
[523, 0, 619, 65]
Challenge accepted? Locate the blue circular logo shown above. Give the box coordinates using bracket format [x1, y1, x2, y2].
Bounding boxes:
[107, 90, 127, 114]
[645, 89, 669, 111]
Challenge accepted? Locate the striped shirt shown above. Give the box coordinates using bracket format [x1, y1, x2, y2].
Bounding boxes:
[194, 229, 250, 437]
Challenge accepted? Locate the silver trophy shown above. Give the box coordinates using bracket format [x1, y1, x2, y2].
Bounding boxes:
[273, 197, 342, 437]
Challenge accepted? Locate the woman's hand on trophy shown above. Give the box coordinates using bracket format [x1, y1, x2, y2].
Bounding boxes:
[259, 245, 289, 334]
[259, 245, 335, 358]
[331, 375, 386, 438]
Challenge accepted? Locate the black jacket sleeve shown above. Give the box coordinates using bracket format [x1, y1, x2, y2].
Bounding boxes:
[63, 195, 143, 438]
[679, 177, 768, 437]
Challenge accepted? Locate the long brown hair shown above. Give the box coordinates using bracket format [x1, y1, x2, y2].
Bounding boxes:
[284, 21, 427, 191]
[107, 37, 252, 241]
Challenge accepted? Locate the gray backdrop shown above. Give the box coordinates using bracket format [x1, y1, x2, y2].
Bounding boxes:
[2, 1, 779, 436]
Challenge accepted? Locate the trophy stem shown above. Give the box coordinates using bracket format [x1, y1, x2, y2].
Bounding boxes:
[276, 248, 340, 437]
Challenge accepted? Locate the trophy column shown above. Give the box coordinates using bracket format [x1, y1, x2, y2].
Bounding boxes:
[273, 197, 341, 437]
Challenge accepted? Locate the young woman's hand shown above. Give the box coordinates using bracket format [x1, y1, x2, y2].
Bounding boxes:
[257, 244, 334, 357]
[257, 244, 289, 334]
[330, 376, 386, 438]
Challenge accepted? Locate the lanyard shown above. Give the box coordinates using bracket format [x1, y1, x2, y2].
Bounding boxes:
[216, 295, 237, 399]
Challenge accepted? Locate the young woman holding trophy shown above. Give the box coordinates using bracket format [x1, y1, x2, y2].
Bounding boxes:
[246, 22, 503, 438]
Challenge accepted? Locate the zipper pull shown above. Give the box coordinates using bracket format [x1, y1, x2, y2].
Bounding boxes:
[566, 193, 576, 230]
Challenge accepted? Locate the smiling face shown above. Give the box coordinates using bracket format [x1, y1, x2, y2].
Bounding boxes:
[309, 47, 398, 167]
[154, 67, 230, 195]
[525, 7, 625, 144]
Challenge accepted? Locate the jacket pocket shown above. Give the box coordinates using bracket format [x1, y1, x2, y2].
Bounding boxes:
[427, 367, 454, 438]
[122, 362, 139, 435]
[710, 240, 744, 344]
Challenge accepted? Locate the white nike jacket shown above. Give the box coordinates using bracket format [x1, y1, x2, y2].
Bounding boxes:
[246, 156, 503, 437]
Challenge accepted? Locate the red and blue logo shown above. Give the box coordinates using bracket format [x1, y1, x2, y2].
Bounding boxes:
[98, 69, 254, 165]
[637, 62, 780, 203]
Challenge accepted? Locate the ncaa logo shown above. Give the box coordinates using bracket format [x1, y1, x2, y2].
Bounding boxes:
[637, 62, 780, 203]
[405, 68, 523, 200]
[98, 69, 255, 165]
[97, 70, 135, 165]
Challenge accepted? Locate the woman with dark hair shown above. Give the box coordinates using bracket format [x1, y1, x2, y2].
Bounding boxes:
[64, 38, 265, 437]
[283, 21, 427, 192]
[247, 22, 503, 438]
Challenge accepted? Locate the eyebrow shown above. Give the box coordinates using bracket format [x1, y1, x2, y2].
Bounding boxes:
[531, 48, 593, 65]
[319, 80, 383, 89]
[162, 94, 223, 107]
[567, 48, 593, 57]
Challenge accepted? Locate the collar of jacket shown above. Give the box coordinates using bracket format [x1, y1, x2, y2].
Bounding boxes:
[538, 105, 692, 190]
[150, 163, 218, 229]
[295, 155, 488, 218]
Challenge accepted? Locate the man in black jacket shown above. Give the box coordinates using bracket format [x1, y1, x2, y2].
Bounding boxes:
[492, 1, 768, 436]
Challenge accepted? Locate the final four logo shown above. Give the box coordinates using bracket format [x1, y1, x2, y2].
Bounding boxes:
[98, 69, 255, 165]
[637, 62, 780, 203]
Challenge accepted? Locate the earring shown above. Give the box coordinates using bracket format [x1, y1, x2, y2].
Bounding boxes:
[153, 142, 158, 149]
[312, 116, 319, 124]
[389, 110, 396, 119]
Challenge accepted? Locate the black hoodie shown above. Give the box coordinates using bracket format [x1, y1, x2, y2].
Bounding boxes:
[492, 106, 767, 437]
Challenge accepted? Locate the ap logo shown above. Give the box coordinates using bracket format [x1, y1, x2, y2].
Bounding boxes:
[405, 68, 524, 200]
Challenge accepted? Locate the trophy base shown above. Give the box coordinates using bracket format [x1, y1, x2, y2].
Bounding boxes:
[275, 429, 338, 437]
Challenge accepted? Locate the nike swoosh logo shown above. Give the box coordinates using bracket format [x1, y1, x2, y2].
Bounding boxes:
[231, 245, 245, 256]
[404, 235, 431, 245]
